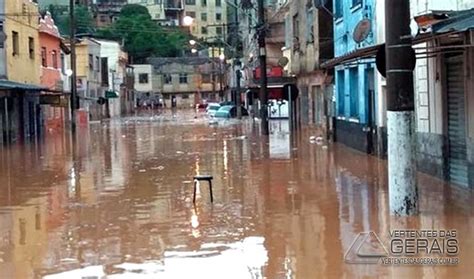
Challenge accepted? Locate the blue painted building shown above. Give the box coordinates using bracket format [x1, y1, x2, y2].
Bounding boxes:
[332, 0, 379, 154]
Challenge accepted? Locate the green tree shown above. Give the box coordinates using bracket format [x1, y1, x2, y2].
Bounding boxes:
[96, 4, 188, 63]
[44, 5, 94, 36]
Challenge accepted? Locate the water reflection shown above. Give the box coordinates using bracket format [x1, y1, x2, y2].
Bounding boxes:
[0, 112, 472, 278]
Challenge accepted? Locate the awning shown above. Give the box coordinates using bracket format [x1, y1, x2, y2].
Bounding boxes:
[321, 8, 474, 69]
[0, 79, 47, 91]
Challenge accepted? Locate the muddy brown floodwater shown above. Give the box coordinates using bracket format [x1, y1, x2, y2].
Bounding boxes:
[0, 111, 472, 278]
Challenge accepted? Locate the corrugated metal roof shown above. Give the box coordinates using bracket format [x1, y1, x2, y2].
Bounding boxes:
[433, 8, 474, 33]
[0, 80, 47, 91]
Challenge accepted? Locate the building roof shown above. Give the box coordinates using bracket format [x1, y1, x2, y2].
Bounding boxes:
[0, 80, 47, 91]
[432, 8, 474, 33]
[39, 12, 61, 38]
[147, 57, 218, 67]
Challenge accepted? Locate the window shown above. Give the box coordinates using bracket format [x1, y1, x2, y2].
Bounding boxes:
[0, 21, 4, 48]
[163, 73, 172, 84]
[337, 70, 345, 115]
[306, 10, 314, 43]
[179, 73, 188, 84]
[216, 26, 223, 35]
[41, 47, 47, 67]
[61, 53, 65, 74]
[202, 74, 211, 83]
[285, 16, 291, 48]
[139, 73, 149, 84]
[89, 54, 93, 70]
[52, 50, 58, 68]
[201, 13, 207, 21]
[335, 0, 343, 19]
[292, 14, 299, 37]
[186, 11, 196, 18]
[352, 0, 362, 8]
[28, 37, 34, 59]
[215, 0, 221, 7]
[201, 26, 208, 34]
[201, 0, 207, 6]
[95, 56, 100, 72]
[12, 31, 19, 56]
[349, 67, 359, 117]
[182, 94, 189, 99]
[185, 0, 196, 5]
[101, 57, 108, 86]
[216, 13, 222, 21]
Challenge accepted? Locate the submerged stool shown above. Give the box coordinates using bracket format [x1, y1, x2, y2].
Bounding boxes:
[193, 175, 214, 204]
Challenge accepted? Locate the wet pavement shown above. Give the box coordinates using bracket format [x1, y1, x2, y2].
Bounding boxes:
[0, 110, 472, 278]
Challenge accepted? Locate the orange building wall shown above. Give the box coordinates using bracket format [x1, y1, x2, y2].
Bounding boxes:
[39, 14, 64, 130]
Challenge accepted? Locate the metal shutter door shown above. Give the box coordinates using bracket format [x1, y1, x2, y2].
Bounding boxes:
[446, 55, 468, 186]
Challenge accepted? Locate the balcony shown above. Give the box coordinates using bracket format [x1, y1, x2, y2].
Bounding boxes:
[94, 1, 127, 13]
[165, 0, 183, 11]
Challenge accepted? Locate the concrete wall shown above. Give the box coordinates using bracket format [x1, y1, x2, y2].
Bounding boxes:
[75, 38, 103, 120]
[4, 0, 41, 85]
[416, 132, 446, 179]
[132, 64, 154, 93]
[184, 0, 228, 41]
[127, 0, 166, 21]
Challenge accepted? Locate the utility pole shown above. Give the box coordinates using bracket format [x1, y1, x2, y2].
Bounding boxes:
[385, 0, 418, 215]
[211, 46, 216, 99]
[69, 0, 77, 134]
[235, 59, 242, 119]
[257, 0, 269, 135]
[233, 0, 242, 119]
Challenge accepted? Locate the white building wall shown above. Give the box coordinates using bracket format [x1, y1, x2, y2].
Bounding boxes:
[411, 0, 474, 134]
[374, 0, 474, 132]
[98, 40, 123, 118]
[131, 64, 154, 93]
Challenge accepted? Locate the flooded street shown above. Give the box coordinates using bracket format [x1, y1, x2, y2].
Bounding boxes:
[0, 111, 473, 278]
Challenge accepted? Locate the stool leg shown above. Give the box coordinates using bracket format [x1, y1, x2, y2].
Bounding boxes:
[209, 180, 213, 203]
[193, 180, 197, 204]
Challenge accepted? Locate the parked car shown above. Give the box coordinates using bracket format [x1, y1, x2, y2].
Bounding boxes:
[206, 103, 221, 117]
[214, 105, 249, 118]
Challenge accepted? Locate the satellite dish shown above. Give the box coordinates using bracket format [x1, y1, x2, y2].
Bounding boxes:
[353, 19, 371, 43]
[278, 57, 289, 68]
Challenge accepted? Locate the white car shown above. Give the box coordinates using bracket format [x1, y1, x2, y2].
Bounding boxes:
[206, 103, 221, 117]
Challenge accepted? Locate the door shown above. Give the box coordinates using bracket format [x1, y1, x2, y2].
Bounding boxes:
[446, 55, 468, 186]
[367, 68, 376, 154]
[171, 95, 177, 108]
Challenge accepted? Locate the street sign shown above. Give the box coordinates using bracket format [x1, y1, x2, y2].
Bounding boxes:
[283, 84, 299, 101]
[105, 90, 119, 99]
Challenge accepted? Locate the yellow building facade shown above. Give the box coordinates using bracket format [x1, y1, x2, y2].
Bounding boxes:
[4, 0, 41, 85]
